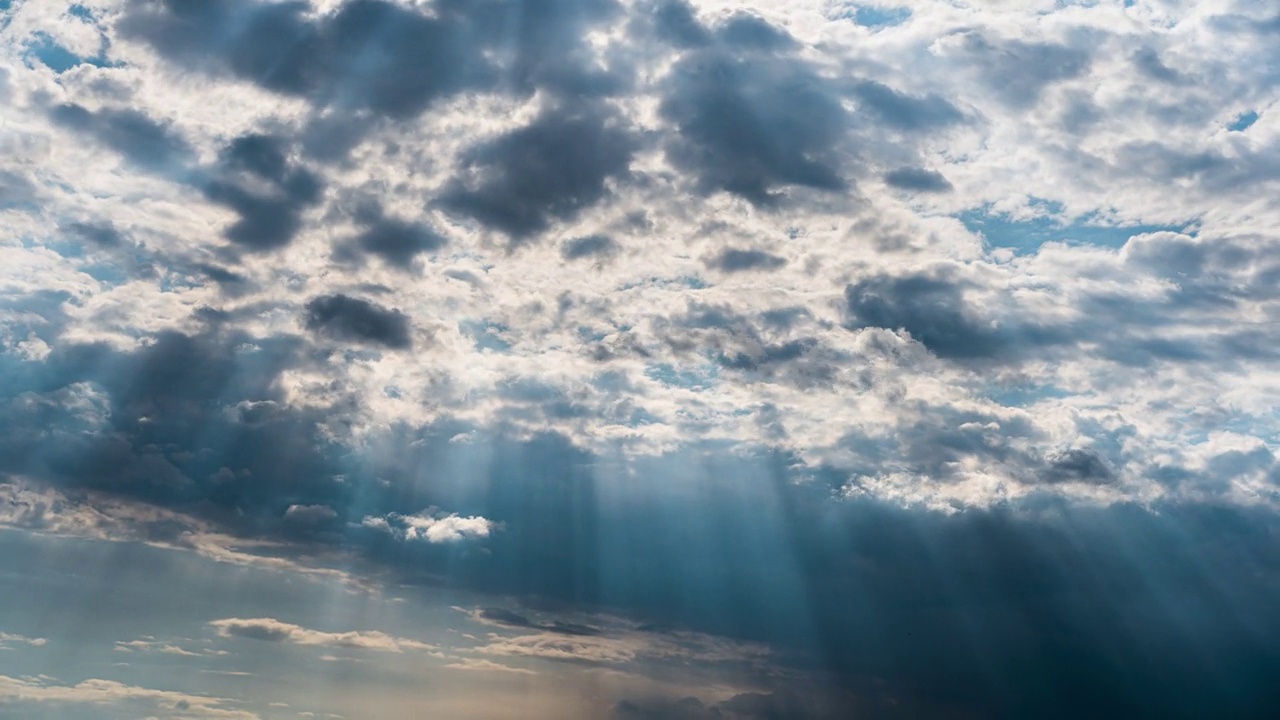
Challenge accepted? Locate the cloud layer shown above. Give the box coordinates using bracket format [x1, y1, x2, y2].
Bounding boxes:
[3, 0, 1280, 717]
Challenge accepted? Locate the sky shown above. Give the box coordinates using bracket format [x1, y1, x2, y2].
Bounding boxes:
[0, 0, 1278, 717]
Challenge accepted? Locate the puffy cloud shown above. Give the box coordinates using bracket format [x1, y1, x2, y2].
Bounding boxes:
[362, 508, 495, 544]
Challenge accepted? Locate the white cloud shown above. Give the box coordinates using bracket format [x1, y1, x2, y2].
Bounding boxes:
[0, 631, 47, 649]
[362, 508, 496, 543]
[209, 618, 437, 654]
[0, 674, 259, 719]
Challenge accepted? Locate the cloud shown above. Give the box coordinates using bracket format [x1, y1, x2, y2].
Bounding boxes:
[344, 204, 447, 268]
[204, 133, 324, 251]
[704, 248, 786, 273]
[444, 658, 537, 675]
[562, 234, 618, 261]
[883, 167, 953, 193]
[0, 674, 258, 719]
[209, 618, 435, 653]
[850, 81, 964, 132]
[48, 103, 192, 172]
[0, 631, 46, 649]
[440, 103, 637, 240]
[303, 294, 412, 349]
[658, 19, 848, 204]
[362, 508, 495, 544]
[4, 1, 1280, 715]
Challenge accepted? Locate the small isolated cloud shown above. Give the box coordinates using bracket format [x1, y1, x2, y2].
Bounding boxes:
[209, 618, 435, 653]
[361, 508, 495, 543]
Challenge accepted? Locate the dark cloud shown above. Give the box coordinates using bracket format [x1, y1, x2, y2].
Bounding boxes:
[478, 607, 602, 636]
[851, 80, 964, 131]
[343, 203, 447, 268]
[49, 103, 192, 172]
[562, 234, 618, 260]
[303, 294, 412, 349]
[1043, 449, 1114, 484]
[196, 263, 247, 288]
[614, 689, 850, 720]
[714, 11, 798, 52]
[0, 329, 343, 517]
[119, 0, 495, 120]
[642, 0, 710, 48]
[705, 248, 787, 273]
[884, 166, 953, 192]
[203, 133, 324, 251]
[843, 274, 1012, 360]
[659, 15, 848, 205]
[221, 133, 290, 181]
[119, 0, 622, 142]
[67, 221, 125, 247]
[440, 104, 636, 240]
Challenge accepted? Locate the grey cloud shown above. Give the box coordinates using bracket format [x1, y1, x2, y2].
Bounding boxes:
[651, 303, 844, 388]
[1132, 47, 1184, 84]
[120, 0, 495, 120]
[440, 104, 636, 240]
[119, 0, 622, 143]
[66, 221, 125, 247]
[478, 607, 602, 636]
[843, 274, 1016, 360]
[344, 203, 447, 268]
[203, 133, 324, 251]
[49, 103, 192, 172]
[961, 32, 1091, 108]
[1043, 449, 1115, 485]
[851, 80, 964, 132]
[196, 263, 248, 289]
[642, 0, 710, 49]
[705, 248, 786, 273]
[883, 167, 953, 192]
[714, 11, 798, 52]
[304, 294, 412, 349]
[221, 133, 290, 182]
[562, 234, 618, 260]
[659, 17, 848, 205]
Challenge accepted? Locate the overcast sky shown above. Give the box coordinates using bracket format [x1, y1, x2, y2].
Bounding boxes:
[1, 0, 1279, 718]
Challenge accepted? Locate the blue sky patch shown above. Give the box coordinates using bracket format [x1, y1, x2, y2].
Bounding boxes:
[1228, 110, 1259, 132]
[959, 202, 1193, 254]
[851, 6, 912, 28]
[24, 31, 114, 73]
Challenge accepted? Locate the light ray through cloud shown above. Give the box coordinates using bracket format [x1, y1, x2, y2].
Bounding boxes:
[2, 0, 1279, 717]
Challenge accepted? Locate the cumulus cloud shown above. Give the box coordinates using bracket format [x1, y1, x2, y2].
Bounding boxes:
[362, 508, 495, 544]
